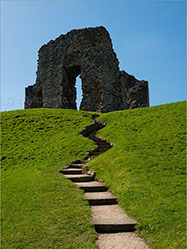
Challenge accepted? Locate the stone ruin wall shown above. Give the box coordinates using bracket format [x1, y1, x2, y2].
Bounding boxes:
[25, 26, 149, 112]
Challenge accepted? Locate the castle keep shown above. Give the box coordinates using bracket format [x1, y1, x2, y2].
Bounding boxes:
[25, 26, 149, 112]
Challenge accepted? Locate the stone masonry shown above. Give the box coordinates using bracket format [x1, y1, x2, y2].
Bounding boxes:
[25, 26, 149, 112]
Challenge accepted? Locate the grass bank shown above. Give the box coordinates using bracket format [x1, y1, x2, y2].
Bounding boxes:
[1, 101, 186, 249]
[1, 109, 98, 249]
[88, 101, 186, 249]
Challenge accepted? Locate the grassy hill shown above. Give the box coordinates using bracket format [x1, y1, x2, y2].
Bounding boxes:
[1, 101, 186, 249]
[1, 109, 98, 249]
[89, 101, 186, 249]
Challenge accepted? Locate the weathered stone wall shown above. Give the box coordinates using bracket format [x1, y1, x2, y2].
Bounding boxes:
[120, 70, 149, 109]
[25, 26, 149, 112]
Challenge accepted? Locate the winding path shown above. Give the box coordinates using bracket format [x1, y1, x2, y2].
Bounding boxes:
[60, 117, 150, 249]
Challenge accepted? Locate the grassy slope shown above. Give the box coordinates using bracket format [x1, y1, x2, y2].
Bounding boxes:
[88, 101, 186, 249]
[1, 109, 98, 249]
[1, 102, 186, 249]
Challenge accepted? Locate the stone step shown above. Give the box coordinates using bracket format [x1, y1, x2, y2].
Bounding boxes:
[91, 205, 137, 233]
[97, 147, 111, 151]
[95, 148, 110, 152]
[96, 144, 111, 148]
[75, 181, 108, 192]
[97, 146, 111, 149]
[72, 160, 87, 164]
[85, 192, 117, 205]
[90, 150, 105, 154]
[95, 141, 110, 144]
[60, 168, 82, 174]
[92, 217, 137, 233]
[68, 164, 84, 168]
[86, 155, 97, 160]
[97, 233, 150, 248]
[88, 135, 96, 139]
[86, 150, 109, 157]
[94, 141, 107, 144]
[64, 174, 94, 182]
[94, 139, 108, 142]
[88, 152, 100, 156]
[96, 150, 107, 154]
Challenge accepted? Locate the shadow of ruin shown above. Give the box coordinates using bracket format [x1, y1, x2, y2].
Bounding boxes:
[25, 26, 149, 113]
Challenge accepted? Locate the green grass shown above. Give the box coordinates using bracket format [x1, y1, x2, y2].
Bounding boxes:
[1, 109, 98, 249]
[1, 101, 186, 249]
[88, 101, 186, 249]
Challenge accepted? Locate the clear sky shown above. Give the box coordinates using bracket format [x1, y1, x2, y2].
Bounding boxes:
[1, 0, 186, 111]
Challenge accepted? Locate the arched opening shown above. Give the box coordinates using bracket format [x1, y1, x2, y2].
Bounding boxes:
[65, 65, 82, 110]
[75, 75, 83, 110]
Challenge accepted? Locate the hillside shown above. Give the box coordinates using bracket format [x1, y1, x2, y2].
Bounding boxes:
[1, 101, 186, 249]
[89, 101, 186, 249]
[1, 109, 98, 249]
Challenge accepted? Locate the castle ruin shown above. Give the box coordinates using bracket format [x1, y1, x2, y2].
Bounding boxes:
[25, 26, 149, 112]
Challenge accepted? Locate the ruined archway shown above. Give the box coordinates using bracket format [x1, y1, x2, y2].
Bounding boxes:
[25, 27, 149, 112]
[64, 65, 81, 110]
[75, 75, 83, 110]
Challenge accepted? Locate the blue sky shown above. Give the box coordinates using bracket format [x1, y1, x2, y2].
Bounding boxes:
[1, 0, 186, 111]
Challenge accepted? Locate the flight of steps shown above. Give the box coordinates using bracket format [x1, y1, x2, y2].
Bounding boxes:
[60, 119, 150, 249]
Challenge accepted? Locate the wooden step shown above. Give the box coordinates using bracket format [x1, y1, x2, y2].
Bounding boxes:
[75, 181, 108, 192]
[64, 174, 94, 182]
[60, 168, 82, 174]
[85, 192, 117, 205]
